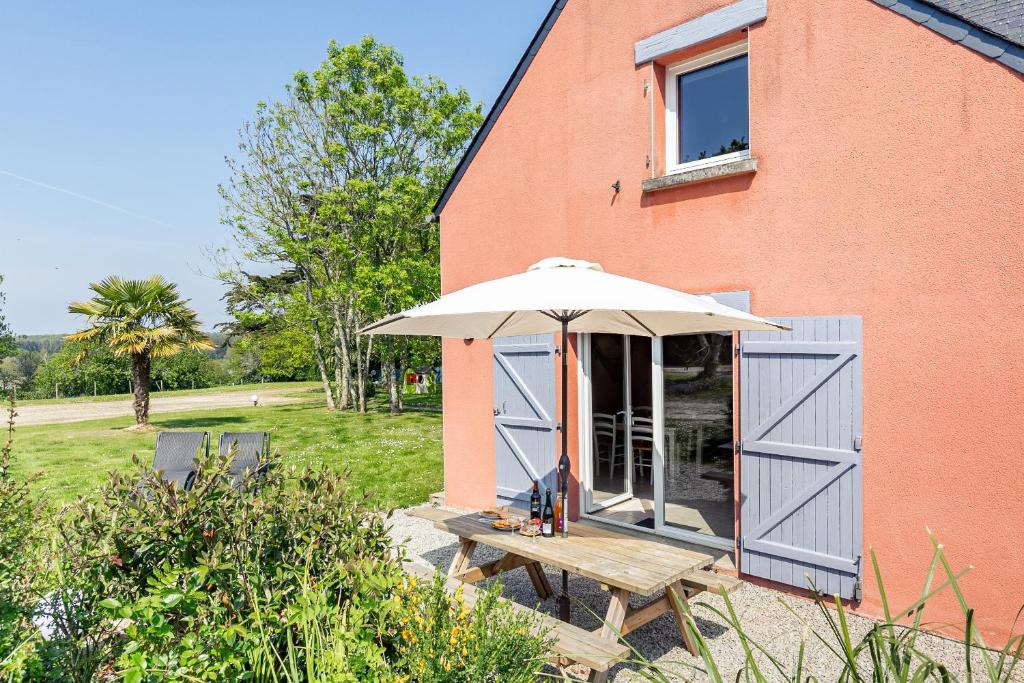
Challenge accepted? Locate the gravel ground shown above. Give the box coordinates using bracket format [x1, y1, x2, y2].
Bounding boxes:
[389, 506, 1017, 682]
[13, 387, 307, 426]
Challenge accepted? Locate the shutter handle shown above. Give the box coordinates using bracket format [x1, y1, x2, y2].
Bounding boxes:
[493, 407, 500, 416]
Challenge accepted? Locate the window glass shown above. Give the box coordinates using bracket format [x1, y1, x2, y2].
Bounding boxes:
[661, 334, 734, 539]
[678, 54, 749, 165]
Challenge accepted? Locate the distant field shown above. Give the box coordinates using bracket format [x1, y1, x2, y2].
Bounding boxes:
[7, 395, 443, 509]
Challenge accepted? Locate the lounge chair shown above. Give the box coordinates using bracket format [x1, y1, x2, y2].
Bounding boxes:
[217, 432, 271, 486]
[152, 431, 209, 491]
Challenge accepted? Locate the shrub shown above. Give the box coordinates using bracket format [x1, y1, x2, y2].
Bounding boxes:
[391, 574, 551, 683]
[42, 449, 404, 682]
[0, 398, 46, 681]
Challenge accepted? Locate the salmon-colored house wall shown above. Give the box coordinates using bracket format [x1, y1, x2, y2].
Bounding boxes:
[438, 0, 1024, 642]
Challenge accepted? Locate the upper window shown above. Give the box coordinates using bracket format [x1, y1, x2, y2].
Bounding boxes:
[665, 41, 750, 174]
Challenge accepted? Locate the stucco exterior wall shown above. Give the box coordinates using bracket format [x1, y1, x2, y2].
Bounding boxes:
[438, 0, 1024, 642]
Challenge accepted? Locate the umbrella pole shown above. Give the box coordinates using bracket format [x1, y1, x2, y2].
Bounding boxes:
[558, 317, 571, 622]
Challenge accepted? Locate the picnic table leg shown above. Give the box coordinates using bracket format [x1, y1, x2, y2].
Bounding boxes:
[525, 561, 553, 600]
[447, 538, 477, 577]
[599, 587, 631, 641]
[667, 581, 699, 656]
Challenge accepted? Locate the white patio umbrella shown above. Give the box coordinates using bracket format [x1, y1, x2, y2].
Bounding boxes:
[360, 257, 788, 619]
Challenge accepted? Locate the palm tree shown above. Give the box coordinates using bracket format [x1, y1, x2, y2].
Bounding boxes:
[67, 276, 213, 425]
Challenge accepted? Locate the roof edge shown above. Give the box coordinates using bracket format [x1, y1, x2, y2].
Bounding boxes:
[432, 0, 568, 217]
[870, 0, 1024, 73]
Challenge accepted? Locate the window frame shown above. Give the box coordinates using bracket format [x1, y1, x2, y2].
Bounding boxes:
[664, 40, 751, 175]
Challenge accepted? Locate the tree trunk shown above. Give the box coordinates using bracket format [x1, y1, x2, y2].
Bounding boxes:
[386, 336, 400, 415]
[302, 277, 336, 410]
[697, 334, 724, 380]
[331, 303, 346, 410]
[354, 331, 372, 414]
[131, 353, 152, 425]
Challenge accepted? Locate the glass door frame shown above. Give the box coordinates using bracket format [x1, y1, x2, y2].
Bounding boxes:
[579, 333, 737, 552]
[652, 336, 736, 551]
[578, 333, 633, 513]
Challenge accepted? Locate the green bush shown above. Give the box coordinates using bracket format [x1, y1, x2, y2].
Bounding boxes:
[391, 574, 551, 683]
[42, 450, 404, 682]
[151, 349, 218, 391]
[0, 399, 46, 681]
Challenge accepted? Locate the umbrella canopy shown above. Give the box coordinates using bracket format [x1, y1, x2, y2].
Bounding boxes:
[360, 257, 788, 338]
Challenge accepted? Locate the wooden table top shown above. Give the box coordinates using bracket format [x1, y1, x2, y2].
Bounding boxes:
[407, 507, 714, 597]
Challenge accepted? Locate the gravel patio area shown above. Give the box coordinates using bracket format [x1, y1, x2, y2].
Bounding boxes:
[389, 506, 1009, 682]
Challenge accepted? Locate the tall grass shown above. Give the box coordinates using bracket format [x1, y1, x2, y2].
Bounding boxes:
[588, 535, 1023, 682]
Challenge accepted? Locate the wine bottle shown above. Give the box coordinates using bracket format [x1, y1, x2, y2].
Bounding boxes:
[553, 485, 563, 533]
[542, 488, 554, 537]
[529, 480, 541, 523]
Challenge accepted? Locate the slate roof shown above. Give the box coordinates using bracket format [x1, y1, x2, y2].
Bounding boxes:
[870, 0, 1024, 73]
[433, 0, 1023, 216]
[925, 0, 1023, 46]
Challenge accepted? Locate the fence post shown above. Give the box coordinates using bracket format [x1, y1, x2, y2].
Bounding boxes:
[94, 381, 97, 397]
[55, 383, 59, 400]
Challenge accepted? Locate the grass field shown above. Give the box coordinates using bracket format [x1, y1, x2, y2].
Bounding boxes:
[7, 394, 443, 509]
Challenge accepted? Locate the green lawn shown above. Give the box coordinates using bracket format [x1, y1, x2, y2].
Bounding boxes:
[8, 396, 442, 510]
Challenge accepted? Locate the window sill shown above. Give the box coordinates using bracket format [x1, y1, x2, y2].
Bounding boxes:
[642, 157, 757, 193]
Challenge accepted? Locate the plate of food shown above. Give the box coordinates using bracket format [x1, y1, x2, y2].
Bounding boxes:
[479, 508, 506, 520]
[519, 523, 541, 537]
[491, 517, 522, 531]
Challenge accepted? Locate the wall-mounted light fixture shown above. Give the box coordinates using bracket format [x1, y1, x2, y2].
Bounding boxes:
[611, 180, 621, 193]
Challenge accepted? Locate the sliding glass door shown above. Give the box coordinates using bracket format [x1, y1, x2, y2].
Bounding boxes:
[583, 333, 737, 549]
[653, 335, 736, 548]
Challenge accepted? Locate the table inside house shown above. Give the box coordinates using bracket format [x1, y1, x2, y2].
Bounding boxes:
[406, 507, 718, 655]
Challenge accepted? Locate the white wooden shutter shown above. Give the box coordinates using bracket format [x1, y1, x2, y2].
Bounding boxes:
[739, 317, 863, 599]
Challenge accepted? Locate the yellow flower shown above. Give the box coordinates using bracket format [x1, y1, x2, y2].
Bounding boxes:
[461, 646, 468, 657]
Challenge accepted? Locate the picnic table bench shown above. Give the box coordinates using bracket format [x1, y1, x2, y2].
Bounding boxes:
[405, 506, 742, 680]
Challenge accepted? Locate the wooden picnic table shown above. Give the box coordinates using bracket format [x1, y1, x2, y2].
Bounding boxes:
[407, 506, 727, 657]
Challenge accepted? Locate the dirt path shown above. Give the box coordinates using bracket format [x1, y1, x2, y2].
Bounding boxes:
[14, 388, 312, 427]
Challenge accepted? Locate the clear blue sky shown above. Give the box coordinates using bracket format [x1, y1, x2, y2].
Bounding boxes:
[0, 1, 550, 334]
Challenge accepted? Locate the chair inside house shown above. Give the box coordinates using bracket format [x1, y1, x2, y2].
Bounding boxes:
[152, 431, 209, 491]
[592, 412, 619, 477]
[218, 432, 271, 487]
[631, 416, 654, 482]
[632, 406, 653, 419]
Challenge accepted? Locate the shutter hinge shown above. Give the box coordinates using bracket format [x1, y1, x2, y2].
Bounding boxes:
[853, 436, 863, 451]
[735, 439, 743, 455]
[854, 578, 863, 602]
[734, 342, 741, 358]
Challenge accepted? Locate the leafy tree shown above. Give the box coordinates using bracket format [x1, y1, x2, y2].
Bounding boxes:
[67, 276, 212, 425]
[220, 36, 481, 413]
[0, 275, 15, 359]
[29, 341, 130, 398]
[152, 348, 217, 390]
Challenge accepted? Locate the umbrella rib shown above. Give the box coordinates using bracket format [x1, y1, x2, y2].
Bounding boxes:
[623, 311, 656, 336]
[358, 314, 407, 335]
[486, 312, 517, 339]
